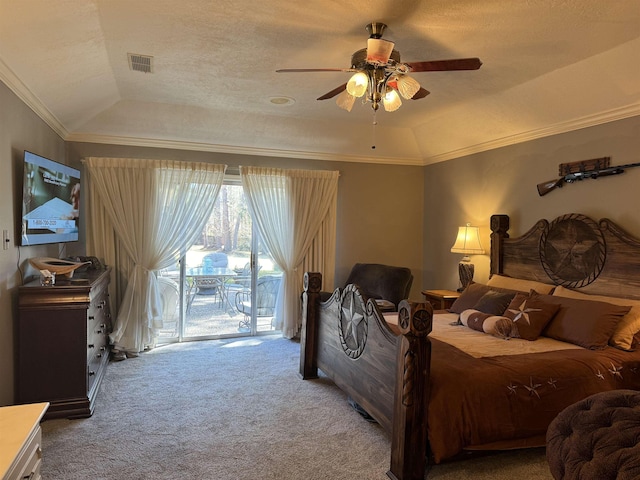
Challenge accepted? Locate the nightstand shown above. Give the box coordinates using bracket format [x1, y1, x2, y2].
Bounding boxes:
[421, 289, 460, 310]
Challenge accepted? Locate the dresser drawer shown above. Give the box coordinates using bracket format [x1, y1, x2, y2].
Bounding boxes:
[13, 427, 42, 480]
[87, 321, 109, 359]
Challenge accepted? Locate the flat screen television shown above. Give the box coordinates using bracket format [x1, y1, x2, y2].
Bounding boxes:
[21, 151, 81, 246]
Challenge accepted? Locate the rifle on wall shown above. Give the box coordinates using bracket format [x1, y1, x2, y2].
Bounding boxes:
[537, 157, 640, 196]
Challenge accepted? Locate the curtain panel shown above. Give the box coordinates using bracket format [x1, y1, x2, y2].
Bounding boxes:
[240, 166, 339, 338]
[84, 157, 226, 354]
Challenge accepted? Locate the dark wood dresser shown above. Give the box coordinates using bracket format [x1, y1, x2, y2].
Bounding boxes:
[16, 267, 112, 420]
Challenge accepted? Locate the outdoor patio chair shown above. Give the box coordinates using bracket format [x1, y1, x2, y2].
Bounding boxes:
[235, 275, 282, 330]
[191, 252, 229, 305]
[158, 276, 180, 335]
[202, 252, 228, 269]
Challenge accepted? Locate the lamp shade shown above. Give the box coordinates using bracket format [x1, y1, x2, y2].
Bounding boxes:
[450, 224, 485, 255]
[366, 38, 395, 64]
[335, 89, 356, 112]
[396, 74, 421, 99]
[382, 88, 402, 112]
[346, 72, 369, 97]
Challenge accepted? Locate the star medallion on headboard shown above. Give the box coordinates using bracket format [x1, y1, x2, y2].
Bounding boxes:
[539, 213, 606, 288]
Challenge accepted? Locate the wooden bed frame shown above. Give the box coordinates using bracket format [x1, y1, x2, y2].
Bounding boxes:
[299, 213, 640, 480]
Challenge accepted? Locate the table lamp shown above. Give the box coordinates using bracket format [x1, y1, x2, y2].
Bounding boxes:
[450, 223, 485, 292]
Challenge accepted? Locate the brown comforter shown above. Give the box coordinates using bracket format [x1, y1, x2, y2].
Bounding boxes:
[428, 338, 640, 463]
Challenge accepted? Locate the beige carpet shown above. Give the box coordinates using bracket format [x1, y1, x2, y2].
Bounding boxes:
[41, 336, 554, 479]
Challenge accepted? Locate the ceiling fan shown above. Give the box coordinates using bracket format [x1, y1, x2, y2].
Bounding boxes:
[276, 22, 482, 114]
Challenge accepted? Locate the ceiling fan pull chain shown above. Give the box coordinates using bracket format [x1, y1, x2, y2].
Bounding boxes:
[371, 111, 377, 150]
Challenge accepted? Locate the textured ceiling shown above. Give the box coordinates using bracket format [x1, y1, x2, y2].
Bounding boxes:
[0, 0, 639, 165]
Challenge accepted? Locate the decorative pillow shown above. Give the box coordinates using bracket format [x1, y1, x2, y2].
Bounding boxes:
[472, 290, 517, 315]
[541, 294, 631, 349]
[459, 309, 516, 338]
[487, 274, 555, 295]
[553, 285, 640, 351]
[448, 283, 491, 314]
[502, 291, 561, 340]
[449, 282, 517, 314]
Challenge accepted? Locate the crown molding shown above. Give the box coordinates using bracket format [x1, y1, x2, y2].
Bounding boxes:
[425, 104, 640, 164]
[55, 103, 640, 167]
[64, 132, 426, 166]
[0, 58, 68, 140]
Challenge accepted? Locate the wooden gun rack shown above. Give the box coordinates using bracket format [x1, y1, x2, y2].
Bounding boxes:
[559, 157, 610, 176]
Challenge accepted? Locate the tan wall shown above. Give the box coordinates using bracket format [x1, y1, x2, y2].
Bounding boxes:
[423, 115, 640, 292]
[0, 82, 67, 406]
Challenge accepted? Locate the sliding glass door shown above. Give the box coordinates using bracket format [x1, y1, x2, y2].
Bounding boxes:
[156, 181, 282, 343]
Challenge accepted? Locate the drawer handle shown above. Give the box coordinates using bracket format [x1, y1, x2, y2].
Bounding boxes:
[22, 473, 35, 480]
[89, 370, 95, 376]
[100, 346, 107, 351]
[88, 315, 95, 320]
[88, 344, 95, 349]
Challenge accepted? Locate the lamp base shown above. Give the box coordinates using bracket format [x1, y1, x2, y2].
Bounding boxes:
[458, 262, 475, 292]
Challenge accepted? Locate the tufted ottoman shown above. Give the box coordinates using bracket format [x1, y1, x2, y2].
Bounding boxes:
[546, 389, 640, 480]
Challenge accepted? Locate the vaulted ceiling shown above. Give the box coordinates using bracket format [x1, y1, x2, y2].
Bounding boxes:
[1, 0, 638, 165]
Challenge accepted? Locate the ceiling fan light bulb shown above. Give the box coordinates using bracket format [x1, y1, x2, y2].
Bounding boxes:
[346, 72, 368, 97]
[382, 88, 402, 112]
[336, 90, 356, 112]
[396, 75, 421, 99]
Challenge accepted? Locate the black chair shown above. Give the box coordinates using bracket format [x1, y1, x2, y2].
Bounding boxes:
[342, 263, 413, 312]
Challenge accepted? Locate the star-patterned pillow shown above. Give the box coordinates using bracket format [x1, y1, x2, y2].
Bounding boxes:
[502, 291, 561, 340]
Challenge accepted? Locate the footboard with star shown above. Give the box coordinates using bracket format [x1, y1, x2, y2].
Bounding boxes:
[299, 272, 433, 480]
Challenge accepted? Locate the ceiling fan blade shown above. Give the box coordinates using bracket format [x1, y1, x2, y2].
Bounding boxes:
[407, 58, 482, 72]
[276, 68, 355, 73]
[317, 83, 347, 100]
[411, 87, 430, 100]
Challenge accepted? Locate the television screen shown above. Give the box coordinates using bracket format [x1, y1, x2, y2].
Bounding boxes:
[21, 151, 81, 246]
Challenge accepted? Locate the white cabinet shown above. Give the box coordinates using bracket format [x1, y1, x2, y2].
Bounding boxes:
[0, 403, 48, 480]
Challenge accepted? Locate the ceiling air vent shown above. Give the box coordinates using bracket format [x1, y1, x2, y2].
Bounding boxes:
[128, 53, 154, 73]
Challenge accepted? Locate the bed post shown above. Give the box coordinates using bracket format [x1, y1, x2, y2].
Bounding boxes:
[490, 214, 509, 277]
[388, 300, 433, 480]
[299, 272, 321, 379]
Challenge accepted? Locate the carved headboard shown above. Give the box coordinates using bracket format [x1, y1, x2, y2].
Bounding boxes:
[490, 213, 640, 300]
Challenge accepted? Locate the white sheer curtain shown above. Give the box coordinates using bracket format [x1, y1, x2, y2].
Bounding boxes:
[84, 157, 226, 354]
[240, 166, 339, 338]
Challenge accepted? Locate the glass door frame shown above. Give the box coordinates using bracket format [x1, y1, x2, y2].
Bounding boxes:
[156, 176, 280, 345]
